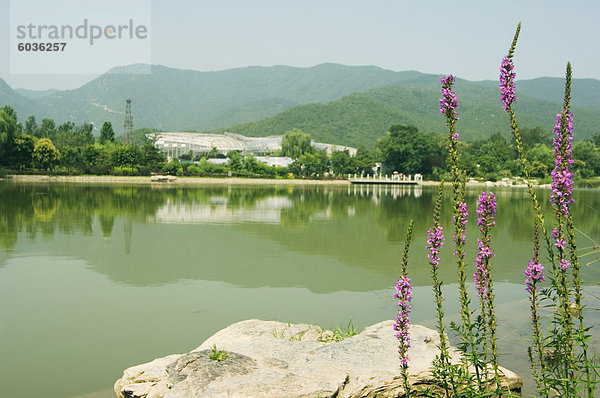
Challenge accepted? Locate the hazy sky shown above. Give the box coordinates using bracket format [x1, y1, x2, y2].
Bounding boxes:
[1, 0, 599, 90]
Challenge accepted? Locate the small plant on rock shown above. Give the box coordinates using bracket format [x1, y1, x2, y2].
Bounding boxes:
[271, 326, 286, 339]
[208, 344, 228, 361]
[333, 319, 360, 341]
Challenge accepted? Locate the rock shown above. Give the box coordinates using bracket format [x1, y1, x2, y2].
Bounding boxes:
[151, 175, 177, 182]
[115, 319, 522, 398]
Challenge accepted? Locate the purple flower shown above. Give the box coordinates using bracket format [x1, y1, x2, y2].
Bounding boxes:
[559, 258, 570, 271]
[550, 111, 575, 219]
[394, 275, 413, 366]
[550, 111, 575, 275]
[427, 226, 445, 266]
[554, 238, 566, 250]
[525, 260, 545, 294]
[453, 201, 468, 256]
[499, 56, 516, 110]
[474, 192, 497, 300]
[476, 191, 497, 230]
[439, 75, 460, 122]
[474, 239, 494, 300]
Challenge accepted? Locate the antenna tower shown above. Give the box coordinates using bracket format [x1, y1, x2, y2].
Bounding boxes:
[124, 97, 133, 144]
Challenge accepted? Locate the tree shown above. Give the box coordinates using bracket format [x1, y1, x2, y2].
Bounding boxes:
[127, 128, 160, 146]
[227, 150, 244, 173]
[38, 118, 56, 138]
[53, 121, 94, 150]
[281, 129, 313, 159]
[355, 147, 376, 175]
[58, 121, 76, 133]
[24, 115, 38, 136]
[525, 143, 554, 178]
[77, 123, 95, 145]
[572, 141, 600, 177]
[208, 146, 220, 158]
[0, 105, 18, 166]
[12, 134, 36, 169]
[520, 126, 552, 150]
[242, 155, 266, 175]
[99, 121, 115, 144]
[0, 104, 17, 123]
[464, 132, 514, 176]
[61, 147, 85, 173]
[33, 138, 60, 170]
[140, 143, 165, 171]
[162, 158, 182, 176]
[376, 124, 441, 175]
[292, 149, 329, 177]
[111, 145, 139, 167]
[330, 150, 356, 176]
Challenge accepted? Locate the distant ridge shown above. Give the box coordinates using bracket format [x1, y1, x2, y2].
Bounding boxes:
[14, 88, 60, 100]
[0, 63, 598, 146]
[475, 77, 600, 110]
[0, 78, 42, 117]
[223, 79, 600, 148]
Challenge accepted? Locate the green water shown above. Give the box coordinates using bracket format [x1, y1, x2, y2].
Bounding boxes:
[1, 182, 599, 397]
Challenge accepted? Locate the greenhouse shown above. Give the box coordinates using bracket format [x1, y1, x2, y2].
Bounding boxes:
[150, 132, 357, 159]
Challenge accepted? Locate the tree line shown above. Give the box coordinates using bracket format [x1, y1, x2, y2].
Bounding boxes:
[0, 105, 165, 175]
[0, 107, 376, 179]
[374, 124, 600, 182]
[2, 104, 599, 181]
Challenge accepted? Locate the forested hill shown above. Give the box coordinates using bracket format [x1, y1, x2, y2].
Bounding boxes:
[475, 77, 600, 110]
[222, 79, 600, 148]
[1, 63, 598, 145]
[3, 63, 412, 133]
[0, 78, 41, 118]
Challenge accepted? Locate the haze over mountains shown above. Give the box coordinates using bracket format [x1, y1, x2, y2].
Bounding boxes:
[1, 63, 599, 147]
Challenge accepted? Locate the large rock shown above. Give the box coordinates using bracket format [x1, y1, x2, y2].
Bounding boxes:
[115, 320, 522, 397]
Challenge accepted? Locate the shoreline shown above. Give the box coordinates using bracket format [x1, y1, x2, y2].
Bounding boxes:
[2, 174, 550, 188]
[4, 174, 351, 185]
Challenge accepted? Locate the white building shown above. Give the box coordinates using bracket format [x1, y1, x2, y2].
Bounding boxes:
[150, 132, 357, 159]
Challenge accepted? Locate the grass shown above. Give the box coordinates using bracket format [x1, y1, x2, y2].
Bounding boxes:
[318, 319, 361, 343]
[272, 324, 305, 341]
[208, 344, 228, 361]
[289, 334, 303, 341]
[271, 326, 285, 339]
[271, 320, 361, 343]
[332, 319, 360, 340]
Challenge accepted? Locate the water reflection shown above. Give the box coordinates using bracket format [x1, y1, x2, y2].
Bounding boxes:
[1, 182, 599, 398]
[0, 182, 598, 290]
[154, 196, 292, 224]
[348, 183, 422, 199]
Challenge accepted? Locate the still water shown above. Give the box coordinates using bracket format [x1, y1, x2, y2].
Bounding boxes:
[0, 182, 599, 397]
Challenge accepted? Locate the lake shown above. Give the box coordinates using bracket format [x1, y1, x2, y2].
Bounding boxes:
[1, 182, 598, 397]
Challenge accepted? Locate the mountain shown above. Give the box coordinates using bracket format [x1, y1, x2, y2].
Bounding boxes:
[0, 78, 43, 117]
[24, 63, 410, 133]
[0, 63, 598, 145]
[223, 79, 600, 148]
[14, 88, 60, 100]
[475, 77, 600, 110]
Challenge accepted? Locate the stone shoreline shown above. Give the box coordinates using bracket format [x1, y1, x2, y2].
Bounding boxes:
[5, 174, 351, 185]
[3, 174, 538, 188]
[114, 319, 522, 398]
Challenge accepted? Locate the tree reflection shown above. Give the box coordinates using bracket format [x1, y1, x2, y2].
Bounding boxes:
[0, 182, 597, 289]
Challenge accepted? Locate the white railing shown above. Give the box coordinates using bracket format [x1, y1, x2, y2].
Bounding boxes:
[348, 173, 422, 183]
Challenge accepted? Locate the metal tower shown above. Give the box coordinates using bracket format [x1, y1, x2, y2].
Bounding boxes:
[124, 97, 133, 144]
